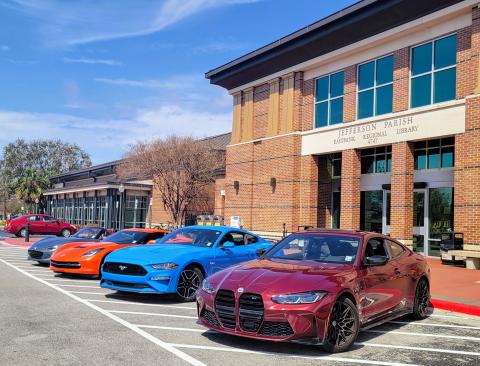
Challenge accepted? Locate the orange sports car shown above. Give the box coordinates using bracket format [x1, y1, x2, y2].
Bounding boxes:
[49, 228, 168, 277]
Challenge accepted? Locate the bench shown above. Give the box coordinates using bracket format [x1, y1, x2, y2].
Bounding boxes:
[448, 250, 480, 269]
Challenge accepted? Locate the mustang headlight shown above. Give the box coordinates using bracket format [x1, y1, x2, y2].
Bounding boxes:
[82, 248, 105, 257]
[201, 279, 215, 294]
[271, 291, 328, 304]
[151, 262, 178, 270]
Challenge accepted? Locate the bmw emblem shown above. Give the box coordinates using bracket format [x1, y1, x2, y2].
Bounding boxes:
[238, 287, 244, 293]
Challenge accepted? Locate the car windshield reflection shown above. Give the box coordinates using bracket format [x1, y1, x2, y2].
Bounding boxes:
[157, 228, 221, 247]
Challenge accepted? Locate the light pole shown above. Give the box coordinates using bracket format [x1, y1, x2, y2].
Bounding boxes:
[118, 184, 125, 229]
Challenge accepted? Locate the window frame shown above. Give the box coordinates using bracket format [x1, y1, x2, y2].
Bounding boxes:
[314, 70, 344, 128]
[360, 146, 392, 174]
[357, 53, 394, 119]
[409, 33, 457, 108]
[413, 137, 455, 170]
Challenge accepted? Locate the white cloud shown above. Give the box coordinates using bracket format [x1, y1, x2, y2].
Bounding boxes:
[62, 57, 121, 66]
[0, 45, 9, 51]
[0, 0, 262, 46]
[0, 104, 231, 163]
[94, 74, 199, 90]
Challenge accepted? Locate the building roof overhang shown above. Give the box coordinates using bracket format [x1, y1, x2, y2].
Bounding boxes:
[205, 0, 466, 90]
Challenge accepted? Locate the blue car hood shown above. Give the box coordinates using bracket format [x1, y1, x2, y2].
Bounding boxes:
[30, 237, 98, 251]
[105, 244, 210, 265]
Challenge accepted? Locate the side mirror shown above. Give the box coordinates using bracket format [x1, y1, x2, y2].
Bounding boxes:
[364, 255, 388, 267]
[256, 248, 267, 257]
[222, 241, 235, 249]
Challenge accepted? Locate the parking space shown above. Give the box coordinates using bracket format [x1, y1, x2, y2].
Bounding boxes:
[0, 243, 479, 366]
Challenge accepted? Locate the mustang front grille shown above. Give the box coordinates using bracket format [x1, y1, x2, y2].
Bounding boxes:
[50, 260, 80, 269]
[239, 293, 264, 332]
[215, 290, 236, 329]
[103, 280, 150, 289]
[103, 262, 147, 276]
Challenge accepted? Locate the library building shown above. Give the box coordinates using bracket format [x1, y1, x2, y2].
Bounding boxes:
[207, 0, 480, 256]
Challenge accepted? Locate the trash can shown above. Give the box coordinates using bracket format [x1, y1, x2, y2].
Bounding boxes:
[213, 215, 224, 226]
[440, 231, 463, 264]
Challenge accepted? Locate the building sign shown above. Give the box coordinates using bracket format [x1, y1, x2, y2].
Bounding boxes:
[301, 103, 465, 155]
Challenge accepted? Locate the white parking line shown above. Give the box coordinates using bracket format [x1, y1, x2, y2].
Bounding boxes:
[68, 291, 113, 295]
[56, 284, 100, 288]
[86, 299, 196, 310]
[356, 342, 480, 356]
[364, 329, 480, 342]
[108, 310, 197, 319]
[169, 343, 421, 366]
[0, 259, 207, 366]
[390, 320, 480, 330]
[136, 325, 206, 333]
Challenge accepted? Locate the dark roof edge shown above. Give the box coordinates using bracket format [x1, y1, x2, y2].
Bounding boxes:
[205, 0, 373, 79]
[50, 159, 122, 180]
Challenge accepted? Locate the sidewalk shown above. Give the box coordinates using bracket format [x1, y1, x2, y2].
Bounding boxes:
[428, 258, 480, 315]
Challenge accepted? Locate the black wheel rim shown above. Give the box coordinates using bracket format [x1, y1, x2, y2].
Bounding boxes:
[416, 280, 430, 317]
[327, 302, 356, 347]
[177, 270, 201, 300]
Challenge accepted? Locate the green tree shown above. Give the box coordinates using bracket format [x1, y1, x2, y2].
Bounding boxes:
[15, 169, 50, 213]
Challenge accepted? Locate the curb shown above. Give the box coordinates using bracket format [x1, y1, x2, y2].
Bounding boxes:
[430, 298, 480, 317]
[3, 238, 33, 247]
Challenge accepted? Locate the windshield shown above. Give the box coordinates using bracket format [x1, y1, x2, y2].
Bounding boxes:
[102, 230, 148, 244]
[266, 233, 360, 264]
[73, 227, 103, 239]
[157, 228, 221, 247]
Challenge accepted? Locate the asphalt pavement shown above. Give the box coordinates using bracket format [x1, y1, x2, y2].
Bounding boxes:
[1, 242, 479, 366]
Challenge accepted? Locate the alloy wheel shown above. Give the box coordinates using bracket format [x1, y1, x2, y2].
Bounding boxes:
[176, 269, 202, 301]
[327, 301, 356, 347]
[413, 279, 430, 319]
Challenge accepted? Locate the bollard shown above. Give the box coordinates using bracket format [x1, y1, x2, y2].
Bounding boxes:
[25, 223, 30, 242]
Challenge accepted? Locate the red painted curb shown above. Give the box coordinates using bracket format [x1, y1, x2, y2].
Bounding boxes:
[3, 238, 34, 247]
[430, 298, 480, 317]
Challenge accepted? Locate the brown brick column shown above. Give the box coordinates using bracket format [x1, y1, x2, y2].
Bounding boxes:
[343, 65, 357, 122]
[393, 48, 409, 113]
[340, 149, 361, 230]
[390, 142, 414, 247]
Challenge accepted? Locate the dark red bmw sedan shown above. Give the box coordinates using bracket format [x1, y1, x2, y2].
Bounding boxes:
[197, 229, 431, 353]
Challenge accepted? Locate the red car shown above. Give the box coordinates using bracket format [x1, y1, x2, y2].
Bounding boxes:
[5, 214, 77, 238]
[197, 229, 431, 353]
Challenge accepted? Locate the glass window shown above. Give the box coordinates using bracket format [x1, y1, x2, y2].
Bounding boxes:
[358, 55, 394, 118]
[330, 153, 342, 178]
[332, 192, 341, 229]
[429, 187, 454, 257]
[414, 138, 454, 170]
[315, 71, 344, 127]
[386, 240, 405, 259]
[411, 34, 457, 108]
[361, 146, 392, 174]
[360, 191, 383, 233]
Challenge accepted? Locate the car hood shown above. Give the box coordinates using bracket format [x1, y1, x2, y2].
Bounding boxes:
[50, 241, 121, 260]
[105, 244, 210, 265]
[210, 258, 356, 296]
[30, 237, 99, 251]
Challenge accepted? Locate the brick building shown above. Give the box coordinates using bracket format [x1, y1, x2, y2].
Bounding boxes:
[207, 0, 480, 256]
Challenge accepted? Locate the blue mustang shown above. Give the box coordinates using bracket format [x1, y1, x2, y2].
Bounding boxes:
[100, 226, 272, 301]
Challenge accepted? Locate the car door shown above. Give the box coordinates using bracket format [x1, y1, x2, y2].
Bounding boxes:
[26, 215, 44, 234]
[213, 231, 251, 272]
[358, 237, 399, 321]
[385, 239, 412, 306]
[43, 215, 60, 234]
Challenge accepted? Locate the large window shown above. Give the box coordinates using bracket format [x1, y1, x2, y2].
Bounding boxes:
[358, 55, 394, 119]
[331, 192, 341, 229]
[360, 191, 383, 233]
[361, 146, 392, 174]
[329, 153, 342, 178]
[124, 195, 148, 228]
[414, 137, 454, 170]
[315, 71, 344, 128]
[411, 34, 457, 108]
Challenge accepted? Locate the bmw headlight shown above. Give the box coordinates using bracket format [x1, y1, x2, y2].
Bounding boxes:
[201, 279, 215, 294]
[271, 291, 327, 304]
[151, 262, 178, 270]
[82, 248, 105, 257]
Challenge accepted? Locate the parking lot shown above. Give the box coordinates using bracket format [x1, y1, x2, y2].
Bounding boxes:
[0, 242, 479, 366]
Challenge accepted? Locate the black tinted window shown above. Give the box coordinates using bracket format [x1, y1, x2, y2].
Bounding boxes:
[365, 238, 387, 257]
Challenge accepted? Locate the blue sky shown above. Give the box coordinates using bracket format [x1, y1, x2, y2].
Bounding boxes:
[0, 0, 357, 164]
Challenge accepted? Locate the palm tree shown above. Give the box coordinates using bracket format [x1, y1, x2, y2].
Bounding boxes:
[16, 169, 49, 213]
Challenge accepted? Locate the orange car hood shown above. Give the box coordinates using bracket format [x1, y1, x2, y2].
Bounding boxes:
[51, 241, 121, 260]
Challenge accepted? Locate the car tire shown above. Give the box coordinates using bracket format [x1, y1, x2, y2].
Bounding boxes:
[60, 229, 71, 238]
[321, 297, 359, 353]
[412, 278, 430, 320]
[175, 267, 204, 302]
[18, 228, 26, 238]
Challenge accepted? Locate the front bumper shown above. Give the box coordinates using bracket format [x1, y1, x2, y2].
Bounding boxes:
[28, 249, 53, 264]
[100, 265, 180, 294]
[196, 289, 335, 343]
[49, 257, 100, 276]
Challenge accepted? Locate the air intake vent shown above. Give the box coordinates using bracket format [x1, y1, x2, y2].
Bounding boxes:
[239, 293, 264, 332]
[215, 290, 236, 329]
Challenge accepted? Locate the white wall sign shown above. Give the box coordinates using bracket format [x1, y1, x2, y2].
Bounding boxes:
[301, 102, 465, 155]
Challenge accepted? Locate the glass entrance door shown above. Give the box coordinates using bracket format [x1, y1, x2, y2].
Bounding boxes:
[413, 190, 427, 254]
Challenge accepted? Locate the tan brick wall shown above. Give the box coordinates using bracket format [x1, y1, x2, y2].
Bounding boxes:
[343, 65, 357, 122]
[340, 149, 361, 230]
[390, 142, 414, 246]
[393, 47, 409, 112]
[253, 83, 269, 140]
